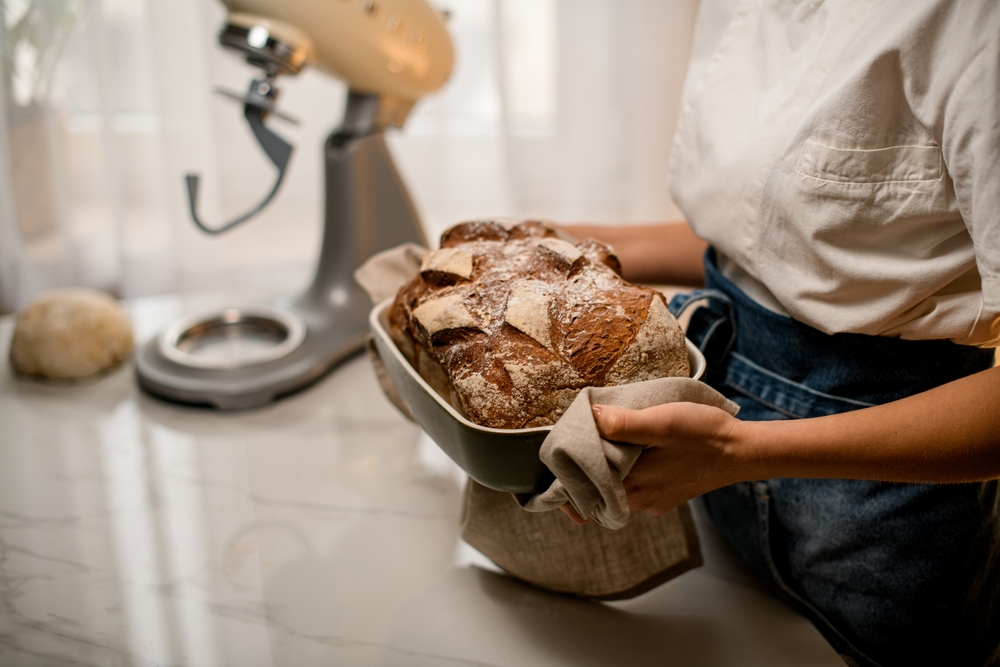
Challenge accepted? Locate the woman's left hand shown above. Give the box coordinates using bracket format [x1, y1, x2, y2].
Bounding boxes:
[594, 401, 752, 515]
[560, 364, 1000, 524]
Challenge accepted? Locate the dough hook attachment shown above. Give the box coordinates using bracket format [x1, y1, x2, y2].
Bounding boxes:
[185, 74, 294, 235]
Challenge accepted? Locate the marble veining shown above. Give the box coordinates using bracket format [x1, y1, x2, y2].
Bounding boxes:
[0, 297, 842, 666]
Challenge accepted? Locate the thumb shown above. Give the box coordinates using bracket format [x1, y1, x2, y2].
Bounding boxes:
[592, 404, 658, 446]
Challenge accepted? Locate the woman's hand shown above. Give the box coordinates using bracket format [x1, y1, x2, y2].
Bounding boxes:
[558, 401, 753, 523]
[558, 365, 1000, 523]
[598, 402, 751, 514]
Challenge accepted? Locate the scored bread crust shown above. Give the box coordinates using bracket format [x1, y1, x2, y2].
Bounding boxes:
[388, 220, 690, 429]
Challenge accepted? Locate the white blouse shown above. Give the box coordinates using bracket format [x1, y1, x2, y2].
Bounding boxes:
[669, 0, 1000, 347]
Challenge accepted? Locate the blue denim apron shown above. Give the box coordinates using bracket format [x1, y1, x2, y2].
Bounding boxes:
[669, 249, 1000, 667]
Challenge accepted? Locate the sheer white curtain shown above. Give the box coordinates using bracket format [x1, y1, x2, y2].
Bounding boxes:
[0, 0, 698, 313]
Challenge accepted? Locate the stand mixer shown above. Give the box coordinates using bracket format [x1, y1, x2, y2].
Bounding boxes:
[135, 0, 453, 409]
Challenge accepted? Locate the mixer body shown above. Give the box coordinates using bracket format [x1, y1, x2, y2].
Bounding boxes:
[135, 0, 448, 409]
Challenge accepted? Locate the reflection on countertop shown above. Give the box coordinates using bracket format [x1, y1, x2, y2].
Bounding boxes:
[0, 295, 842, 666]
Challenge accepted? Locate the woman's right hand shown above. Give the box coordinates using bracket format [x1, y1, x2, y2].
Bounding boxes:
[559, 401, 754, 523]
[596, 402, 751, 515]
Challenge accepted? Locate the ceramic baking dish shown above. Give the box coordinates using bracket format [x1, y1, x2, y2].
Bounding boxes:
[369, 297, 706, 495]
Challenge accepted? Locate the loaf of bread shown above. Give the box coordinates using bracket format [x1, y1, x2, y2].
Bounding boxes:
[388, 220, 689, 429]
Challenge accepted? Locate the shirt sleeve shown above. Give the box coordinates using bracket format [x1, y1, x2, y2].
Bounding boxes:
[942, 32, 1000, 346]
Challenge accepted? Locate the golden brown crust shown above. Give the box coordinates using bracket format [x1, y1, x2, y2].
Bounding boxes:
[390, 220, 689, 429]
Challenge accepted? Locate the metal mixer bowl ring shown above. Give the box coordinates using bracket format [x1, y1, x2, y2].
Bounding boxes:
[158, 306, 306, 370]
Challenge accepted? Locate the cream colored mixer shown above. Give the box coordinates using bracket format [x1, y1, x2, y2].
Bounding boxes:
[135, 0, 454, 409]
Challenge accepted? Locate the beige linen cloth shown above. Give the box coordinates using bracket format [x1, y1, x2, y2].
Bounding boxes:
[356, 244, 739, 599]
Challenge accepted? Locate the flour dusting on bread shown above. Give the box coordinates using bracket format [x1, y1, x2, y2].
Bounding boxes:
[505, 281, 553, 349]
[389, 220, 689, 429]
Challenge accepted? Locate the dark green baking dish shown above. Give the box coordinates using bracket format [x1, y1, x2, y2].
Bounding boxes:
[369, 298, 706, 494]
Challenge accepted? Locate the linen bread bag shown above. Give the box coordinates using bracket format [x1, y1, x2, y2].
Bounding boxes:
[361, 219, 738, 599]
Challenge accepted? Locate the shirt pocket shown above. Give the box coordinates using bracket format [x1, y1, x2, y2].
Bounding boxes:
[795, 139, 943, 184]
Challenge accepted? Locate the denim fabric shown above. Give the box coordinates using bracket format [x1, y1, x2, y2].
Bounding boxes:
[670, 249, 1000, 667]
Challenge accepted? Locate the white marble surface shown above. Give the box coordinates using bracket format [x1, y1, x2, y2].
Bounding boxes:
[0, 296, 844, 667]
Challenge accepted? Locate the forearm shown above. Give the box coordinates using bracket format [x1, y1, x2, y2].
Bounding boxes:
[558, 222, 707, 286]
[737, 365, 1000, 484]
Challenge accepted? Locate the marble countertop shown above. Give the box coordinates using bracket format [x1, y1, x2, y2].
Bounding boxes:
[0, 295, 843, 667]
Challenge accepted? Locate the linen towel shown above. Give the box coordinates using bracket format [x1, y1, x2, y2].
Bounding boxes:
[355, 243, 737, 598]
[520, 378, 739, 529]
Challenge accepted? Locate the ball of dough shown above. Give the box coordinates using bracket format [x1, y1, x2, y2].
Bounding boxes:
[9, 289, 134, 380]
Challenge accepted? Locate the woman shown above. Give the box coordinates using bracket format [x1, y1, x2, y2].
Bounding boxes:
[562, 1, 1000, 665]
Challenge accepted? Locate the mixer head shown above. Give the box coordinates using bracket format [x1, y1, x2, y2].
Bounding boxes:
[218, 13, 315, 77]
[220, 0, 454, 126]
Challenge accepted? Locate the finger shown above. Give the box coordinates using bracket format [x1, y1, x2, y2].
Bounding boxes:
[592, 404, 671, 447]
[595, 402, 738, 449]
[625, 480, 681, 515]
[627, 491, 650, 512]
[649, 505, 676, 516]
[559, 503, 590, 525]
